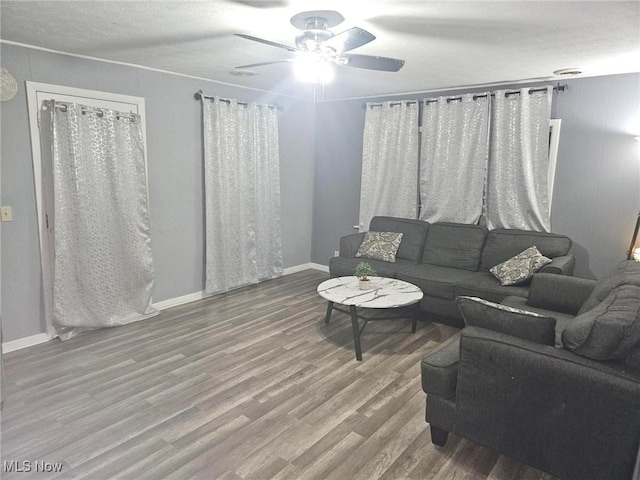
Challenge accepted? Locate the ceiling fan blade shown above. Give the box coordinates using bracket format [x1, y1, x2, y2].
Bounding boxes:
[234, 34, 298, 53]
[235, 59, 294, 69]
[341, 54, 405, 72]
[322, 27, 375, 53]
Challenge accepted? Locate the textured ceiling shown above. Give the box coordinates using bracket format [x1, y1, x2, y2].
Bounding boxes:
[1, 0, 639, 101]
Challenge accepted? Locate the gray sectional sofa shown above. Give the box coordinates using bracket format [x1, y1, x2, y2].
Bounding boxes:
[421, 260, 640, 480]
[329, 216, 576, 327]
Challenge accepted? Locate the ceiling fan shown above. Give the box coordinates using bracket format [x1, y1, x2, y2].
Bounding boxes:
[234, 10, 405, 79]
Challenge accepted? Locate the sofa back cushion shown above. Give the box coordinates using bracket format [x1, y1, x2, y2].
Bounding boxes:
[480, 229, 572, 272]
[422, 223, 488, 271]
[369, 216, 429, 263]
[578, 260, 640, 315]
[562, 284, 640, 361]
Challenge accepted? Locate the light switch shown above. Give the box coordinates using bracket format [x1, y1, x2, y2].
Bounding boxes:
[1, 206, 13, 222]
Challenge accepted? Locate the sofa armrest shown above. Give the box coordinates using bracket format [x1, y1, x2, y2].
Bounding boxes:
[339, 232, 365, 258]
[456, 326, 640, 480]
[421, 333, 460, 397]
[526, 273, 597, 315]
[538, 253, 576, 275]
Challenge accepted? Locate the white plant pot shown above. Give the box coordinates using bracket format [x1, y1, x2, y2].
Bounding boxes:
[359, 279, 371, 290]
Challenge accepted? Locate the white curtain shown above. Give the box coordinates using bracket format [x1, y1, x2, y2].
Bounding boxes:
[51, 102, 157, 340]
[359, 101, 419, 231]
[420, 94, 490, 223]
[202, 97, 283, 295]
[486, 87, 553, 231]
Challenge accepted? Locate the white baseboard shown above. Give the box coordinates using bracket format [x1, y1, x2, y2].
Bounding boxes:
[2, 264, 330, 353]
[152, 291, 209, 310]
[283, 262, 328, 274]
[2, 333, 53, 353]
[309, 263, 329, 273]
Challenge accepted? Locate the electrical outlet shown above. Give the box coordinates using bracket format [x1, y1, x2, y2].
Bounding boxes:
[334, 250, 340, 257]
[0, 206, 13, 222]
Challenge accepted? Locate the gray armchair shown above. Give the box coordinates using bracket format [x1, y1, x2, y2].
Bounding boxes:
[422, 263, 640, 480]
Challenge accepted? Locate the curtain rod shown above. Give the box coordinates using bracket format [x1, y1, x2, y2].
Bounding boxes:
[423, 83, 567, 105]
[45, 100, 138, 121]
[363, 83, 567, 109]
[195, 90, 283, 111]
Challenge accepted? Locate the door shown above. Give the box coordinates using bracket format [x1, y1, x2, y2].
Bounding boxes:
[26, 82, 148, 337]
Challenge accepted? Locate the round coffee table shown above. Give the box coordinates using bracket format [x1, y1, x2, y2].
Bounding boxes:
[317, 276, 423, 361]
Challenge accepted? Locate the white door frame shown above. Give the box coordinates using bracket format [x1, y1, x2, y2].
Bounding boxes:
[26, 82, 148, 337]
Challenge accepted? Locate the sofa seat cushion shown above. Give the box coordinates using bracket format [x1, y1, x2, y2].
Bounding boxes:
[421, 333, 460, 397]
[369, 216, 430, 263]
[329, 256, 416, 278]
[457, 296, 556, 346]
[480, 229, 572, 272]
[456, 271, 530, 304]
[501, 295, 576, 346]
[398, 265, 476, 300]
[562, 284, 640, 361]
[578, 260, 640, 315]
[422, 223, 488, 271]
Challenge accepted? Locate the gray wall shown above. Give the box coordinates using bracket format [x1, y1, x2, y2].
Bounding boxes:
[311, 73, 640, 279]
[3, 40, 638, 343]
[1, 43, 315, 342]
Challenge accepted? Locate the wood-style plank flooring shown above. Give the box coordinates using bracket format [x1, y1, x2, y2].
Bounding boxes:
[1, 270, 556, 479]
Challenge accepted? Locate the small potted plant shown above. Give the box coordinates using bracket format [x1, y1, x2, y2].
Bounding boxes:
[355, 261, 377, 290]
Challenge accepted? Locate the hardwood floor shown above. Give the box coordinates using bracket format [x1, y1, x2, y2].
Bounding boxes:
[1, 270, 556, 479]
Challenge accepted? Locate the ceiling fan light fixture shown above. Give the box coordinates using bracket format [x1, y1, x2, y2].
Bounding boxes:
[293, 55, 334, 84]
[296, 30, 333, 51]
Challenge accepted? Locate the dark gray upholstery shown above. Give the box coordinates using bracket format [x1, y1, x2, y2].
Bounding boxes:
[480, 229, 572, 272]
[328, 256, 416, 278]
[338, 232, 365, 258]
[422, 262, 640, 480]
[538, 254, 576, 275]
[501, 295, 575, 346]
[328, 216, 575, 327]
[421, 333, 460, 397]
[369, 216, 429, 263]
[456, 296, 556, 346]
[422, 223, 487, 271]
[578, 259, 640, 314]
[456, 271, 530, 303]
[398, 265, 475, 301]
[526, 273, 596, 315]
[453, 327, 640, 480]
[562, 284, 640, 361]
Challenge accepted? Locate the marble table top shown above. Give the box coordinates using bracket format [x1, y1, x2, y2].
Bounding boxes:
[317, 276, 423, 309]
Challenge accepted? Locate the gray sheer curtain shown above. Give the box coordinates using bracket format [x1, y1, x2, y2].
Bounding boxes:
[202, 97, 283, 295]
[420, 94, 490, 223]
[359, 101, 419, 231]
[487, 87, 553, 231]
[51, 102, 157, 340]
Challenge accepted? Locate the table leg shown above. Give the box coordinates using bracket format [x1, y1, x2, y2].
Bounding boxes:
[324, 301, 334, 324]
[412, 304, 419, 333]
[350, 305, 363, 361]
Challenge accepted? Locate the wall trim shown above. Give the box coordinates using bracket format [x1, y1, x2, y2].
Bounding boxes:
[0, 40, 308, 102]
[152, 291, 209, 310]
[2, 264, 329, 352]
[2, 333, 52, 353]
[284, 262, 329, 274]
[309, 263, 330, 273]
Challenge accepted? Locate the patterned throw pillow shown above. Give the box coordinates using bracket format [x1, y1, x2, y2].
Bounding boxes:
[490, 246, 552, 286]
[355, 231, 404, 263]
